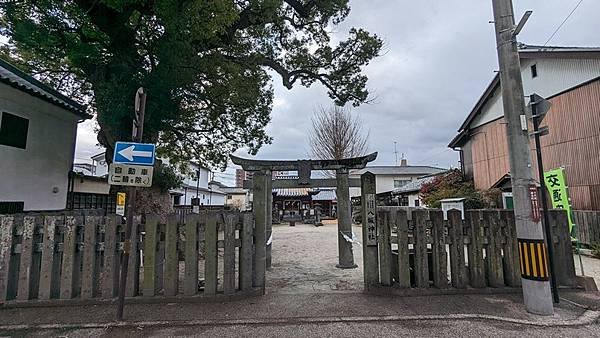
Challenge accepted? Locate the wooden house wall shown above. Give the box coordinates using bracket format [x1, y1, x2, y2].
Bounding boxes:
[464, 78, 600, 210]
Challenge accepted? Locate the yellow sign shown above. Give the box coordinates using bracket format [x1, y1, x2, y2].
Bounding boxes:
[117, 192, 126, 206]
[116, 192, 126, 216]
[543, 168, 576, 238]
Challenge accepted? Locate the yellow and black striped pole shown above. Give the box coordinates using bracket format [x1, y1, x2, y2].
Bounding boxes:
[518, 238, 550, 281]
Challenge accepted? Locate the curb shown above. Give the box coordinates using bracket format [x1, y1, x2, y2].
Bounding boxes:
[1, 310, 599, 332]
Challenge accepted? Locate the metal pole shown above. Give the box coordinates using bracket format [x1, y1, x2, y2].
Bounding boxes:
[116, 87, 146, 321]
[492, 0, 553, 315]
[531, 95, 559, 303]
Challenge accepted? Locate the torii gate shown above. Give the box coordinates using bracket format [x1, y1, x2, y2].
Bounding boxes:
[230, 152, 377, 284]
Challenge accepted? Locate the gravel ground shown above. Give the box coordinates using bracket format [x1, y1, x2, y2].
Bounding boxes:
[266, 221, 364, 294]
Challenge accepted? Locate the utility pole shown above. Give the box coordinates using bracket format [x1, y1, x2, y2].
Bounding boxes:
[491, 0, 554, 315]
[393, 141, 399, 166]
[116, 87, 146, 320]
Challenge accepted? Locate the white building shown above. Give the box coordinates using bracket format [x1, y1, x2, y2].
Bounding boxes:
[0, 59, 90, 213]
[349, 160, 446, 197]
[221, 187, 251, 211]
[170, 163, 226, 206]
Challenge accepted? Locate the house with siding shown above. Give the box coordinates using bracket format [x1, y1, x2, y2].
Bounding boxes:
[0, 59, 90, 213]
[448, 44, 600, 210]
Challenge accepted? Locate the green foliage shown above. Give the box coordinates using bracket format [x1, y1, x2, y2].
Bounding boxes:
[0, 0, 382, 171]
[153, 163, 182, 193]
[420, 169, 499, 209]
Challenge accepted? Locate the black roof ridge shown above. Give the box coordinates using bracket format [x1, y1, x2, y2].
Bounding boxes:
[0, 58, 90, 119]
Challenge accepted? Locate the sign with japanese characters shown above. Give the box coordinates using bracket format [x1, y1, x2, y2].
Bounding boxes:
[116, 192, 126, 216]
[528, 185, 541, 223]
[365, 193, 377, 246]
[109, 163, 153, 187]
[543, 168, 576, 237]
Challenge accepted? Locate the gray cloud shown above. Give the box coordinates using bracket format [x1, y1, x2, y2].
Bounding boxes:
[76, 0, 600, 177]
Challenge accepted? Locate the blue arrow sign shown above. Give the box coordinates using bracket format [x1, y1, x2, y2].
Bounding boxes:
[113, 142, 156, 166]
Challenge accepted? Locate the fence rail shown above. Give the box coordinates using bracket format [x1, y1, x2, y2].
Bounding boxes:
[0, 211, 258, 304]
[369, 208, 576, 290]
[573, 210, 600, 246]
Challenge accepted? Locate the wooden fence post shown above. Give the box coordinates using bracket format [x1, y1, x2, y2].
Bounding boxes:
[184, 214, 199, 296]
[38, 215, 58, 300]
[101, 215, 120, 298]
[223, 212, 238, 294]
[377, 210, 392, 286]
[361, 172, 379, 289]
[396, 209, 411, 288]
[0, 216, 15, 302]
[413, 210, 429, 288]
[204, 215, 218, 295]
[17, 215, 36, 300]
[466, 211, 485, 288]
[60, 215, 79, 299]
[485, 211, 504, 287]
[81, 216, 99, 299]
[164, 214, 179, 296]
[448, 210, 466, 288]
[239, 212, 254, 291]
[430, 211, 448, 288]
[143, 215, 159, 297]
[500, 210, 521, 287]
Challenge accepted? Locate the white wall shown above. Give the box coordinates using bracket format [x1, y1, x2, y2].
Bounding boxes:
[0, 83, 80, 211]
[471, 57, 600, 128]
[349, 174, 422, 197]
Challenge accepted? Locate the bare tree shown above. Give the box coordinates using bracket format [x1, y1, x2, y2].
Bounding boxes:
[309, 106, 369, 160]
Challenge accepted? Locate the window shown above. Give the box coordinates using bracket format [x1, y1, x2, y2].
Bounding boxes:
[394, 179, 410, 188]
[414, 199, 420, 207]
[398, 196, 409, 206]
[0, 112, 29, 149]
[227, 195, 233, 200]
[0, 201, 24, 214]
[173, 195, 181, 205]
[531, 64, 538, 78]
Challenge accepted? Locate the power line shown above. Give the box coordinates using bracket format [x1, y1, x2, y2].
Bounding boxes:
[543, 0, 585, 46]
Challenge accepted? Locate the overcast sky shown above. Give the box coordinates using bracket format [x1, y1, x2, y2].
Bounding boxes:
[75, 0, 600, 186]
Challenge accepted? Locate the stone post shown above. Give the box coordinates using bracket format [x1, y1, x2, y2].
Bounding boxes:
[336, 168, 357, 269]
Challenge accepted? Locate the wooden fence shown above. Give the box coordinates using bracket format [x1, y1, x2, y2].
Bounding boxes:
[0, 210, 259, 304]
[368, 208, 576, 290]
[573, 210, 600, 246]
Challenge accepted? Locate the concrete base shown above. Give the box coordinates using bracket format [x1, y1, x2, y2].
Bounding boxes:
[336, 263, 358, 269]
[576, 276, 598, 292]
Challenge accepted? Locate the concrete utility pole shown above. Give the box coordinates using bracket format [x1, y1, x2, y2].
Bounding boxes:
[492, 0, 553, 315]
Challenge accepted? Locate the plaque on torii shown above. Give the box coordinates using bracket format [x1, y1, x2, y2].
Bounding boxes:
[230, 152, 377, 188]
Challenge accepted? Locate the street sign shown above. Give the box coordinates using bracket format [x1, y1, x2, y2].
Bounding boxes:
[116, 192, 126, 216]
[528, 93, 552, 123]
[529, 185, 541, 223]
[109, 163, 153, 187]
[113, 142, 155, 166]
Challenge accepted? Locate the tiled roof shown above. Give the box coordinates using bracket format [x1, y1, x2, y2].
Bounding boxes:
[273, 188, 315, 197]
[0, 58, 90, 119]
[312, 189, 336, 201]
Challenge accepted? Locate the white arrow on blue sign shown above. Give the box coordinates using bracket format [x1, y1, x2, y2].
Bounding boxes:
[113, 142, 156, 166]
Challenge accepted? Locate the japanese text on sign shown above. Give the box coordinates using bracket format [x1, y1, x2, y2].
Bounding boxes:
[543, 168, 576, 238]
[109, 163, 153, 187]
[529, 185, 540, 223]
[365, 193, 377, 246]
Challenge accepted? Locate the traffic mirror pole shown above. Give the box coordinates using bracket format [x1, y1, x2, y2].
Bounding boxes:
[116, 87, 146, 321]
